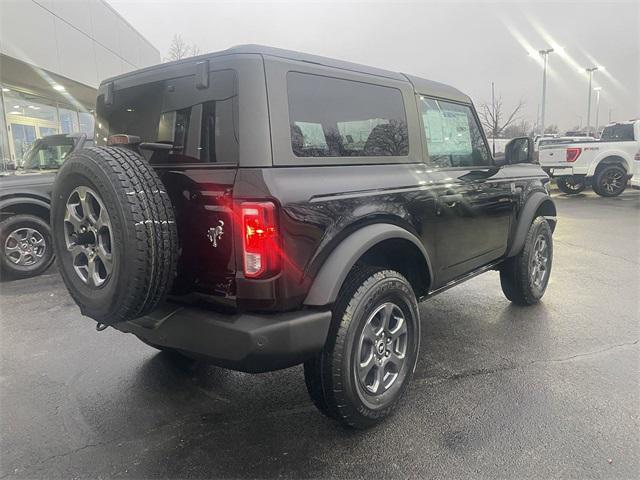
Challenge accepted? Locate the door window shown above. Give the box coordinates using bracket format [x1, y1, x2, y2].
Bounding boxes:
[419, 97, 491, 168]
[287, 72, 409, 158]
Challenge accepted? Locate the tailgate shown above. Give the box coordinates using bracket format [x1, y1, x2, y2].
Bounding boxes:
[538, 146, 568, 167]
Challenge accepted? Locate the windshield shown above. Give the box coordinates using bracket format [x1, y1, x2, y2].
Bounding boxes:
[21, 139, 74, 170]
[600, 124, 635, 142]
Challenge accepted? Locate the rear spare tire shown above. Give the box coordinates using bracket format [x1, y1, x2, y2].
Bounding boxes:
[51, 146, 177, 324]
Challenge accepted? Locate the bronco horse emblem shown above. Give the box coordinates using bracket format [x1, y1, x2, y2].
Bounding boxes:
[207, 220, 225, 248]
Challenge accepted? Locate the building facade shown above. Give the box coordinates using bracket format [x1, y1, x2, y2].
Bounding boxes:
[0, 0, 160, 167]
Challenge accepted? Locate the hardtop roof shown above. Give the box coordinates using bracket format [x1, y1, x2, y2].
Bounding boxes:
[101, 44, 471, 104]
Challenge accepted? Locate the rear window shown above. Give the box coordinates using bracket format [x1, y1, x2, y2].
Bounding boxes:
[287, 72, 408, 158]
[600, 124, 635, 142]
[96, 70, 238, 164]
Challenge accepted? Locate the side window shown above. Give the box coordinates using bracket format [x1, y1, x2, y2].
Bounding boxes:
[419, 96, 491, 168]
[287, 72, 408, 158]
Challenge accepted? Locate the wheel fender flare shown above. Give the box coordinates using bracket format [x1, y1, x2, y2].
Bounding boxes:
[586, 153, 631, 177]
[506, 192, 556, 258]
[0, 196, 51, 214]
[303, 223, 433, 307]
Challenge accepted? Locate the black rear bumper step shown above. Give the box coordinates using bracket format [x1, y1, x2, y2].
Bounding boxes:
[116, 302, 332, 373]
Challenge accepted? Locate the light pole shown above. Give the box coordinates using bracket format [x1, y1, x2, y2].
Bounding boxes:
[539, 48, 554, 135]
[585, 66, 600, 136]
[593, 87, 602, 137]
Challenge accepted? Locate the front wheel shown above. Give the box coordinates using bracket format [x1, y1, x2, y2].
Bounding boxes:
[304, 267, 420, 429]
[0, 214, 55, 280]
[556, 176, 586, 194]
[500, 217, 553, 306]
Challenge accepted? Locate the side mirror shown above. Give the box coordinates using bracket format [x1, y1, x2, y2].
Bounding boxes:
[493, 151, 507, 167]
[504, 137, 533, 165]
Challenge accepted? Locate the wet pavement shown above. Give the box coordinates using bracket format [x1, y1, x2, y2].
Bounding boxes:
[1, 188, 639, 479]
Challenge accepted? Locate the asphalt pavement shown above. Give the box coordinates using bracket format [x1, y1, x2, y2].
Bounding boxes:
[1, 188, 639, 479]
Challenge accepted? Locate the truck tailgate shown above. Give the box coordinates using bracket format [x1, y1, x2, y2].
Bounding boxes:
[538, 147, 568, 167]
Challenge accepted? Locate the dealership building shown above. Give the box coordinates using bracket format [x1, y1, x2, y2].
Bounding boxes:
[0, 0, 159, 167]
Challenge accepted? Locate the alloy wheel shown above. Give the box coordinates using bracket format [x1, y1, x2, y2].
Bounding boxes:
[63, 186, 114, 287]
[356, 302, 408, 395]
[530, 234, 549, 289]
[4, 227, 46, 267]
[601, 170, 624, 194]
[565, 178, 584, 192]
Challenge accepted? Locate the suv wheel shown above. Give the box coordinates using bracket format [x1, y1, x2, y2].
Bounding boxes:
[51, 146, 177, 325]
[0, 214, 55, 279]
[593, 164, 627, 197]
[304, 267, 420, 429]
[556, 176, 586, 194]
[500, 216, 553, 305]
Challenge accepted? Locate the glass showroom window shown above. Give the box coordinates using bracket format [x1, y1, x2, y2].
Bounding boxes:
[4, 89, 58, 162]
[59, 108, 79, 134]
[79, 112, 95, 135]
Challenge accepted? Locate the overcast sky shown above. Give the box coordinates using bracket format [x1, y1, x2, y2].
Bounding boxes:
[108, 0, 639, 132]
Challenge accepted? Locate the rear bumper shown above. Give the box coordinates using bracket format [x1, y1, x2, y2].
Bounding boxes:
[541, 166, 574, 177]
[541, 165, 591, 177]
[115, 303, 332, 373]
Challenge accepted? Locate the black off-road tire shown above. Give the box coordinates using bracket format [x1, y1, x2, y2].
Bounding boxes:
[304, 267, 420, 429]
[51, 146, 177, 324]
[556, 176, 586, 195]
[592, 164, 627, 197]
[500, 217, 553, 306]
[0, 214, 55, 280]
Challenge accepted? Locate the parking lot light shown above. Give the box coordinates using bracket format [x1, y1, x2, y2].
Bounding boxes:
[538, 48, 554, 135]
[585, 66, 601, 136]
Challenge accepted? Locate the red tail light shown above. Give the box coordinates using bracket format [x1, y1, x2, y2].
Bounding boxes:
[566, 147, 582, 162]
[241, 202, 279, 278]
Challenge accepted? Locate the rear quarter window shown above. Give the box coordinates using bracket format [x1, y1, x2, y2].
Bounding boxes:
[287, 72, 409, 158]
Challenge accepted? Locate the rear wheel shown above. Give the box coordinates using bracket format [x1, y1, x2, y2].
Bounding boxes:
[304, 267, 420, 429]
[0, 214, 55, 279]
[556, 176, 586, 194]
[51, 146, 177, 325]
[593, 164, 627, 197]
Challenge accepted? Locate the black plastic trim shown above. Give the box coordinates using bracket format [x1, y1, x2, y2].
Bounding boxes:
[115, 302, 332, 373]
[506, 192, 557, 257]
[303, 223, 433, 306]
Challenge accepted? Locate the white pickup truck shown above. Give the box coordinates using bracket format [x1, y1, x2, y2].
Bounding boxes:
[539, 120, 640, 196]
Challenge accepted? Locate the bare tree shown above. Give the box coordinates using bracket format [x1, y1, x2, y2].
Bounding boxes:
[479, 95, 525, 138]
[503, 119, 532, 139]
[544, 124, 559, 134]
[165, 34, 200, 62]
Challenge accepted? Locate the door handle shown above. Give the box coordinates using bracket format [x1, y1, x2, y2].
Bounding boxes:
[440, 194, 463, 206]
